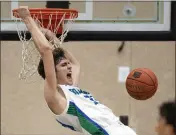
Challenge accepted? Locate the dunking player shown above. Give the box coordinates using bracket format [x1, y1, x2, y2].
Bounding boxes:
[16, 7, 137, 135]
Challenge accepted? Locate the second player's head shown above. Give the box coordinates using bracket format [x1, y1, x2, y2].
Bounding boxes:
[38, 48, 73, 85]
[155, 100, 176, 135]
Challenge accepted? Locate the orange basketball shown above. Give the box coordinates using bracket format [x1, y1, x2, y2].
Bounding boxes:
[125, 68, 158, 100]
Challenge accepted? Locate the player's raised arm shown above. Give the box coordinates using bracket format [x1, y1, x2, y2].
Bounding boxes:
[41, 28, 81, 86]
[17, 7, 57, 92]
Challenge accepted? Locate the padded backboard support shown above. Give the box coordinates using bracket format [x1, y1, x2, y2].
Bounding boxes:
[46, 1, 70, 9]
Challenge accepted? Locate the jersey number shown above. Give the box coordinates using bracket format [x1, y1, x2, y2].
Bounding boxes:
[84, 95, 99, 105]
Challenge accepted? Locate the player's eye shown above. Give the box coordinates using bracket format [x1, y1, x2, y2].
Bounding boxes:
[61, 62, 67, 66]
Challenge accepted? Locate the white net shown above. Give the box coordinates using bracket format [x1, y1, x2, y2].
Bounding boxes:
[13, 10, 77, 81]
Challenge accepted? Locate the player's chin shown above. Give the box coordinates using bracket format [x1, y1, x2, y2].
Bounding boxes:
[66, 79, 73, 85]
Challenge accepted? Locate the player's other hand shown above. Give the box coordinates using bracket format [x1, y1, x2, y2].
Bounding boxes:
[17, 6, 31, 19]
[40, 28, 56, 41]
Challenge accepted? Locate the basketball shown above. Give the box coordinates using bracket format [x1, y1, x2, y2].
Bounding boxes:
[125, 68, 158, 100]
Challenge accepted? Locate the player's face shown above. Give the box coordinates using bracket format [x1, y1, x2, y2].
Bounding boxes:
[155, 116, 174, 135]
[55, 59, 73, 85]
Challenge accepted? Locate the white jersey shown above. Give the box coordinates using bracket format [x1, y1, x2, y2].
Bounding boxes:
[55, 85, 137, 135]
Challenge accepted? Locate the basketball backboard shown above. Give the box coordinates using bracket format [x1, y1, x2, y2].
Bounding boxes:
[1, 1, 175, 40]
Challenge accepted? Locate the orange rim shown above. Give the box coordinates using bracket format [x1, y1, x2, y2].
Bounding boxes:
[12, 8, 78, 19]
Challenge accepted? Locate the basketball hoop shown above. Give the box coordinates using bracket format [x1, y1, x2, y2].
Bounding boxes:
[12, 8, 78, 81]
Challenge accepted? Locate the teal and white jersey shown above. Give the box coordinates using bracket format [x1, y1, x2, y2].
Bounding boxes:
[55, 85, 136, 135]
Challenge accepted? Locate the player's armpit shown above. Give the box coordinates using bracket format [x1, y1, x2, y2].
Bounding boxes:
[44, 83, 67, 115]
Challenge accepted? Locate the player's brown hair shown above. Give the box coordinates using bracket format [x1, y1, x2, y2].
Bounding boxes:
[37, 48, 65, 79]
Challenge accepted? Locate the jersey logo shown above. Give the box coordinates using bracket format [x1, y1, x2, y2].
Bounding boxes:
[68, 88, 99, 105]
